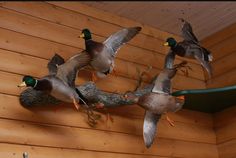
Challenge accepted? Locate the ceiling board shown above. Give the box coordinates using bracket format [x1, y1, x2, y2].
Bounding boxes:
[83, 1, 236, 40]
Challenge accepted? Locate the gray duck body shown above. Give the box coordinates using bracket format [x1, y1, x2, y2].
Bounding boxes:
[138, 93, 182, 114]
[41, 76, 81, 104]
[23, 51, 91, 106]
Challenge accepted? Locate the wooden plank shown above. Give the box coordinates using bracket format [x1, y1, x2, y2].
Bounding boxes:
[173, 109, 213, 127]
[79, 69, 205, 91]
[0, 143, 168, 158]
[45, 2, 182, 42]
[0, 7, 204, 80]
[207, 35, 236, 61]
[0, 118, 218, 157]
[0, 1, 201, 68]
[0, 3, 171, 54]
[0, 49, 48, 77]
[0, 81, 214, 127]
[218, 139, 236, 158]
[0, 68, 212, 125]
[214, 106, 236, 128]
[0, 93, 215, 144]
[0, 39, 203, 86]
[0, 6, 88, 49]
[3, 1, 209, 71]
[117, 46, 204, 80]
[0, 26, 78, 60]
[215, 122, 236, 144]
[211, 51, 236, 78]
[110, 106, 214, 127]
[202, 23, 236, 48]
[0, 68, 207, 126]
[0, 49, 205, 93]
[0, 70, 138, 95]
[206, 69, 236, 88]
[0, 65, 205, 96]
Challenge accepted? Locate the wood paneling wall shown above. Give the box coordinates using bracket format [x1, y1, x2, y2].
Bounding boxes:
[202, 23, 236, 88]
[202, 22, 236, 158]
[214, 106, 236, 158]
[0, 2, 218, 158]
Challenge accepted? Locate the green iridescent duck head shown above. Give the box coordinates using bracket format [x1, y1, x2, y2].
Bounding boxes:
[79, 28, 92, 40]
[164, 37, 177, 47]
[18, 75, 37, 88]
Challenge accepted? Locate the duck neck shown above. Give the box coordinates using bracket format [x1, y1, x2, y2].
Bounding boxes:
[170, 43, 177, 50]
[85, 39, 92, 51]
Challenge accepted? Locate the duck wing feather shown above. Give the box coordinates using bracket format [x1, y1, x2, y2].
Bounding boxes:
[103, 26, 141, 57]
[56, 51, 91, 87]
[180, 18, 199, 44]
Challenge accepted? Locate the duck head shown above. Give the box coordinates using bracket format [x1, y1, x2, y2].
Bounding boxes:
[164, 37, 177, 47]
[18, 75, 38, 88]
[79, 28, 92, 40]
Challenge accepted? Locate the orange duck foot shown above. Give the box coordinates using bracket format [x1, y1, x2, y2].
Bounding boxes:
[166, 115, 175, 127]
[106, 113, 114, 123]
[95, 102, 105, 109]
[72, 98, 80, 111]
[110, 68, 117, 77]
[92, 72, 98, 82]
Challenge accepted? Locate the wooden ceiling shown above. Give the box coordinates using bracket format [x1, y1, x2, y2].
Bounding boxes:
[83, 2, 236, 40]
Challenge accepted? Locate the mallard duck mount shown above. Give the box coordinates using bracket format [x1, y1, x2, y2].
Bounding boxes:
[18, 50, 188, 148]
[18, 23, 236, 148]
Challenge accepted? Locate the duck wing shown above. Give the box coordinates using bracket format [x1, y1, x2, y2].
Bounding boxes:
[152, 67, 176, 94]
[180, 18, 199, 44]
[194, 49, 213, 78]
[47, 53, 65, 75]
[56, 51, 91, 87]
[103, 26, 142, 56]
[143, 110, 161, 148]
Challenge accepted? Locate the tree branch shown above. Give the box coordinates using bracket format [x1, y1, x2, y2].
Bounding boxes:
[19, 81, 154, 109]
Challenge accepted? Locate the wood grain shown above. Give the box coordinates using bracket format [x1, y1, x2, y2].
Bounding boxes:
[0, 6, 204, 80]
[46, 2, 183, 42]
[0, 49, 205, 94]
[0, 2, 219, 157]
[218, 139, 236, 158]
[215, 122, 236, 144]
[214, 104, 236, 158]
[0, 143, 168, 158]
[207, 35, 236, 61]
[211, 51, 236, 78]
[202, 23, 236, 48]
[0, 118, 218, 157]
[214, 106, 236, 128]
[206, 69, 236, 88]
[0, 93, 216, 144]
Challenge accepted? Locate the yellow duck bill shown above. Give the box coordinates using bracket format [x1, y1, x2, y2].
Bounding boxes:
[17, 82, 26, 87]
[163, 42, 169, 46]
[78, 33, 85, 38]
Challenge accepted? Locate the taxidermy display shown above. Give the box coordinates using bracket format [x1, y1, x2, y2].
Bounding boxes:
[135, 62, 187, 148]
[79, 26, 142, 81]
[164, 18, 213, 78]
[18, 52, 90, 110]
